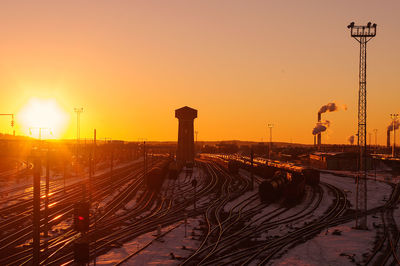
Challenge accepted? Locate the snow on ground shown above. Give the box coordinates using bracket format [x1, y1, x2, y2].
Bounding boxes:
[254, 186, 333, 240]
[320, 172, 392, 209]
[93, 166, 397, 265]
[96, 166, 207, 265]
[96, 217, 202, 265]
[0, 159, 142, 210]
[177, 166, 212, 212]
[324, 168, 400, 184]
[223, 189, 257, 212]
[244, 178, 333, 239]
[275, 215, 378, 266]
[274, 171, 394, 266]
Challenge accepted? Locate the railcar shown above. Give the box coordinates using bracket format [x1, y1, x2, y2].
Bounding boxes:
[146, 160, 171, 191]
[168, 161, 180, 180]
[258, 171, 286, 202]
[303, 168, 320, 186]
[283, 173, 305, 203]
[227, 160, 240, 174]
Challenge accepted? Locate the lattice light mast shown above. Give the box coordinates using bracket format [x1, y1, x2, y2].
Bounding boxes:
[347, 22, 377, 229]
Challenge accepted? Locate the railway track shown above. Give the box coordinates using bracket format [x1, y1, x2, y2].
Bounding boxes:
[189, 180, 325, 265]
[0, 159, 150, 265]
[41, 161, 214, 265]
[364, 182, 400, 265]
[4, 156, 400, 266]
[321, 170, 400, 265]
[176, 156, 349, 265]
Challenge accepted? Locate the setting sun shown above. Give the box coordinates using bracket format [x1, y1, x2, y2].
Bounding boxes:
[17, 98, 69, 139]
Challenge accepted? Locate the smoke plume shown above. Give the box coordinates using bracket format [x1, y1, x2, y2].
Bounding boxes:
[348, 135, 355, 145]
[387, 120, 400, 131]
[312, 120, 330, 135]
[318, 102, 347, 114]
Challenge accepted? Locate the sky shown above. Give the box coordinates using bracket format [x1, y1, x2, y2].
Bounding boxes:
[0, 0, 399, 144]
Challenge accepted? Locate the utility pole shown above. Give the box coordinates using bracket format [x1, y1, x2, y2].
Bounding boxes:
[93, 129, 96, 176]
[63, 159, 67, 194]
[110, 142, 114, 182]
[33, 156, 41, 265]
[348, 21, 377, 229]
[144, 141, 147, 183]
[89, 148, 93, 200]
[250, 147, 254, 190]
[74, 108, 83, 143]
[268, 124, 274, 160]
[74, 107, 83, 176]
[138, 138, 147, 183]
[44, 145, 50, 238]
[391, 114, 398, 157]
[29, 127, 52, 243]
[368, 132, 372, 148]
[373, 129, 378, 148]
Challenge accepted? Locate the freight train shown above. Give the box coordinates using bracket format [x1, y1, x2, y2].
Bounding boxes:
[258, 171, 305, 203]
[204, 154, 319, 203]
[146, 159, 175, 191]
[206, 154, 319, 185]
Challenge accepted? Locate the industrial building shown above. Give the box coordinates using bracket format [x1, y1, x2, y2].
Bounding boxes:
[309, 152, 373, 171]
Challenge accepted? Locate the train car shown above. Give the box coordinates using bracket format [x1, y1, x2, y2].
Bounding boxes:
[168, 161, 180, 180]
[303, 168, 320, 186]
[258, 171, 286, 202]
[283, 173, 305, 203]
[227, 160, 240, 174]
[146, 160, 171, 191]
[255, 165, 277, 179]
[146, 167, 164, 191]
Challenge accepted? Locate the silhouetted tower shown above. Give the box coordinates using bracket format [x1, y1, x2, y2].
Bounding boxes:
[175, 106, 197, 163]
[348, 22, 377, 229]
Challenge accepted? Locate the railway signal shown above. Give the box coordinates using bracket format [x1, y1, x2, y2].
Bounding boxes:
[0, 113, 15, 135]
[74, 201, 90, 232]
[74, 241, 90, 263]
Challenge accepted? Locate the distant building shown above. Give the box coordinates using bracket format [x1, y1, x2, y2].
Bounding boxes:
[309, 152, 373, 171]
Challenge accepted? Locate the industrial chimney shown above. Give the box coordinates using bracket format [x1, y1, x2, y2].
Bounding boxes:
[387, 129, 391, 148]
[317, 113, 321, 148]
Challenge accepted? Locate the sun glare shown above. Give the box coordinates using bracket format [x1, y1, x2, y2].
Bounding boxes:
[18, 98, 69, 139]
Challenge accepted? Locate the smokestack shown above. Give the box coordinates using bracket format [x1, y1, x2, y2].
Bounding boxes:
[348, 135, 355, 145]
[387, 129, 391, 148]
[317, 113, 321, 148]
[315, 102, 347, 150]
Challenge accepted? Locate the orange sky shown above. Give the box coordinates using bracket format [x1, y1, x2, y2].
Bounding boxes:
[0, 0, 400, 144]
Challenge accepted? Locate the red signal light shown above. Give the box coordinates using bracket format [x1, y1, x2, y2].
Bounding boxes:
[74, 201, 90, 232]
